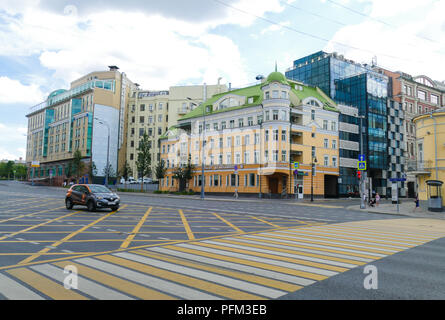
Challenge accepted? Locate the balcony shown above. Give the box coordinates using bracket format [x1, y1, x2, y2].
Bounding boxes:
[406, 160, 433, 175]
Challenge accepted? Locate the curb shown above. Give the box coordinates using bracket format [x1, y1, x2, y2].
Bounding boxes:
[346, 205, 444, 219]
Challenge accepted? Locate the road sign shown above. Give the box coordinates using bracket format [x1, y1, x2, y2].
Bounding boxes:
[234, 165, 238, 174]
[294, 169, 298, 175]
[390, 178, 407, 182]
[359, 155, 365, 162]
[31, 161, 40, 168]
[293, 162, 299, 169]
[358, 161, 367, 171]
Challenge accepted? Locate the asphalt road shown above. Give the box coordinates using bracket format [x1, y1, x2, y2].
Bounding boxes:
[0, 180, 444, 300]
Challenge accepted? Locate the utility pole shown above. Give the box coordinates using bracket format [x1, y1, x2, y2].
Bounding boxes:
[359, 115, 366, 209]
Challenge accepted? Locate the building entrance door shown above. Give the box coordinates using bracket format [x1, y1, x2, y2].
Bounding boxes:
[269, 178, 279, 194]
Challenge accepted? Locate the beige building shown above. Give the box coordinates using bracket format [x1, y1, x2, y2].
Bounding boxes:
[125, 84, 227, 178]
[26, 66, 136, 185]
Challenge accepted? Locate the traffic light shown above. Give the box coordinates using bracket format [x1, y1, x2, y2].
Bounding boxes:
[357, 171, 362, 179]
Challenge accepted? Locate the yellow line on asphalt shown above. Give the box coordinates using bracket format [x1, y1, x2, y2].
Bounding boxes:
[0, 252, 97, 256]
[163, 245, 327, 281]
[52, 261, 176, 300]
[6, 268, 87, 300]
[191, 241, 348, 272]
[212, 213, 244, 234]
[215, 238, 366, 265]
[248, 216, 280, 228]
[133, 249, 302, 292]
[245, 234, 383, 259]
[288, 203, 343, 209]
[120, 207, 153, 249]
[0, 210, 81, 241]
[178, 209, 195, 240]
[97, 255, 265, 300]
[1, 201, 61, 214]
[0, 205, 65, 224]
[17, 205, 128, 265]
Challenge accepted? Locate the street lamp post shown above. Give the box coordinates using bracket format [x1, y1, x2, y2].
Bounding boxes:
[359, 115, 366, 209]
[94, 117, 110, 186]
[311, 157, 317, 202]
[187, 97, 206, 199]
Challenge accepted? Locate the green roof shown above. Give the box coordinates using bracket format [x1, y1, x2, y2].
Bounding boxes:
[179, 77, 338, 122]
[159, 126, 179, 140]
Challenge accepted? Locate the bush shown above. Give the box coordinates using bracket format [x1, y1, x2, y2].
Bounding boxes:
[117, 188, 144, 193]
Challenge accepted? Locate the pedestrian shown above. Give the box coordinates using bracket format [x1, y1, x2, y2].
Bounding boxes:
[375, 192, 380, 207]
[413, 194, 420, 212]
[234, 188, 239, 199]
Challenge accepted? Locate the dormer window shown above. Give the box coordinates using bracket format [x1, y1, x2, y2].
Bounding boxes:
[219, 97, 239, 110]
[248, 97, 254, 104]
[265, 92, 270, 99]
[308, 99, 321, 108]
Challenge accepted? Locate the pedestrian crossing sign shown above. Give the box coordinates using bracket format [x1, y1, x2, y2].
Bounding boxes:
[358, 161, 367, 171]
[293, 162, 299, 169]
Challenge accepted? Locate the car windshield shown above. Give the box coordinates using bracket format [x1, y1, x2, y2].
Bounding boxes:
[89, 185, 112, 193]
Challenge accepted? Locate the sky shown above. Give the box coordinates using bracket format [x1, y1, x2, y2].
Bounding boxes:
[0, 0, 444, 160]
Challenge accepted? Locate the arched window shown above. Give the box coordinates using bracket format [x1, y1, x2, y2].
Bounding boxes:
[219, 97, 239, 110]
[307, 99, 321, 108]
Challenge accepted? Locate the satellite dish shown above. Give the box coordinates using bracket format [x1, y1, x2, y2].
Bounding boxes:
[256, 75, 265, 81]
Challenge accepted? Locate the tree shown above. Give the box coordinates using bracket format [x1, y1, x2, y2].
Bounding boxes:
[5, 161, 14, 180]
[119, 161, 133, 181]
[136, 132, 152, 191]
[89, 161, 98, 180]
[72, 150, 85, 183]
[173, 154, 194, 192]
[102, 164, 116, 179]
[65, 162, 73, 180]
[155, 160, 166, 181]
[13, 164, 27, 180]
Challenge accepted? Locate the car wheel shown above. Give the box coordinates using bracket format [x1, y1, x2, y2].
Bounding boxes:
[66, 198, 73, 210]
[111, 206, 119, 212]
[87, 200, 96, 212]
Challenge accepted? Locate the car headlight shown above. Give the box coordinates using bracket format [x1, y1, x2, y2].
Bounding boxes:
[96, 196, 103, 200]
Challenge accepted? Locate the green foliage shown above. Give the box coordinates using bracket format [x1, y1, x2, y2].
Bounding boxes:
[155, 160, 166, 180]
[119, 161, 133, 181]
[172, 154, 194, 192]
[72, 149, 85, 180]
[103, 164, 116, 178]
[0, 162, 27, 179]
[136, 132, 152, 179]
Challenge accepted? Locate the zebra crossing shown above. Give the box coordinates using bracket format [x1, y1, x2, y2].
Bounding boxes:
[1, 218, 445, 300]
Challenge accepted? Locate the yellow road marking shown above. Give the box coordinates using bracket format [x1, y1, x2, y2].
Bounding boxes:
[97, 254, 265, 300]
[288, 203, 343, 209]
[0, 252, 97, 255]
[6, 268, 87, 300]
[133, 249, 302, 292]
[192, 241, 348, 272]
[212, 213, 244, 234]
[215, 238, 366, 265]
[283, 228, 416, 247]
[242, 234, 382, 259]
[248, 216, 280, 228]
[0, 210, 81, 241]
[53, 261, 175, 300]
[163, 245, 327, 281]
[0, 205, 65, 224]
[178, 209, 195, 240]
[269, 231, 396, 255]
[0, 201, 61, 214]
[120, 207, 153, 249]
[18, 205, 128, 265]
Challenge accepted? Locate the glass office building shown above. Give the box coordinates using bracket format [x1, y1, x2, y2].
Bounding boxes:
[286, 51, 389, 196]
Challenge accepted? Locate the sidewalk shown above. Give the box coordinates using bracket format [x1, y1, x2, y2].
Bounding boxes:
[347, 201, 445, 220]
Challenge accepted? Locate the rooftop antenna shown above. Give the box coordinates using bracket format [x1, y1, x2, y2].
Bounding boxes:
[275, 61, 278, 72]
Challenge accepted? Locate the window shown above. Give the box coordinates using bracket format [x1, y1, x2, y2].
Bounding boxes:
[140, 116, 144, 123]
[265, 91, 270, 99]
[244, 152, 249, 164]
[221, 121, 226, 130]
[227, 137, 232, 147]
[324, 156, 329, 166]
[273, 130, 278, 141]
[332, 140, 337, 149]
[323, 120, 328, 130]
[248, 117, 253, 126]
[230, 174, 238, 187]
[236, 136, 241, 146]
[219, 138, 223, 148]
[226, 153, 232, 164]
[281, 91, 287, 99]
[158, 115, 162, 122]
[139, 128, 144, 137]
[280, 110, 286, 121]
[281, 130, 286, 142]
[229, 120, 235, 128]
[218, 154, 223, 165]
[213, 123, 218, 131]
[312, 146, 316, 158]
[417, 90, 426, 101]
[248, 97, 254, 104]
[140, 104, 145, 112]
[311, 110, 315, 120]
[273, 150, 278, 162]
[238, 118, 244, 127]
[265, 130, 269, 142]
[254, 133, 260, 145]
[281, 150, 286, 162]
[324, 139, 329, 148]
[245, 135, 250, 145]
[431, 94, 439, 105]
[272, 90, 279, 99]
[273, 110, 279, 120]
[332, 157, 337, 167]
[235, 153, 241, 164]
[265, 150, 269, 162]
[254, 151, 259, 164]
[331, 122, 336, 131]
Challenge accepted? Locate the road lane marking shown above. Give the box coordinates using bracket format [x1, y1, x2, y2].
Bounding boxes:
[178, 209, 195, 240]
[120, 207, 152, 249]
[133, 249, 302, 292]
[0, 205, 65, 225]
[52, 261, 176, 300]
[76, 257, 220, 300]
[17, 205, 128, 265]
[6, 268, 87, 300]
[212, 213, 244, 234]
[0, 273, 44, 300]
[115, 251, 280, 299]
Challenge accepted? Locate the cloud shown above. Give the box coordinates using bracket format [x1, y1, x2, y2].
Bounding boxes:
[0, 76, 45, 104]
[324, 0, 445, 81]
[0, 0, 283, 90]
[0, 123, 27, 160]
[260, 21, 290, 35]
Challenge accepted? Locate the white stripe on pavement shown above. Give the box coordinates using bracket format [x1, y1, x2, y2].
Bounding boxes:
[147, 247, 315, 286]
[74, 257, 220, 300]
[114, 252, 286, 299]
[175, 243, 338, 277]
[0, 273, 44, 300]
[203, 240, 357, 268]
[30, 264, 132, 300]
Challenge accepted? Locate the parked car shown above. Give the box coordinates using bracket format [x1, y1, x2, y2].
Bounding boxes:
[143, 178, 153, 184]
[65, 184, 120, 212]
[127, 177, 137, 184]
